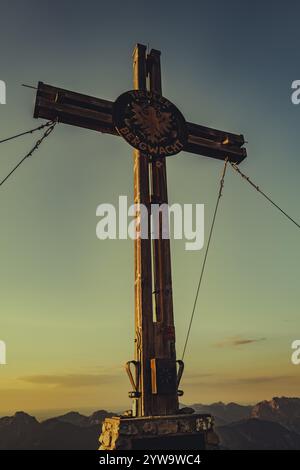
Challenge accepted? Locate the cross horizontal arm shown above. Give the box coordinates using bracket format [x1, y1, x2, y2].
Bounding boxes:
[34, 82, 246, 164]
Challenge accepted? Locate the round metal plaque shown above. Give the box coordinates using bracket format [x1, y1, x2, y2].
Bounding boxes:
[113, 90, 187, 158]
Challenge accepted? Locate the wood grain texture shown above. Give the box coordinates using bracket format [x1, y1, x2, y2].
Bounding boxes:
[148, 48, 179, 415]
[132, 44, 154, 417]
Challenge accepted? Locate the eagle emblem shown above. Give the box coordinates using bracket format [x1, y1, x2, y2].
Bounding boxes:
[131, 102, 173, 144]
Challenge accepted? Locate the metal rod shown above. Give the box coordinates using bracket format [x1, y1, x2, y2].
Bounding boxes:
[22, 84, 38, 90]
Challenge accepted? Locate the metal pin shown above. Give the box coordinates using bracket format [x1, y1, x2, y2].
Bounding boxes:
[21, 84, 37, 90]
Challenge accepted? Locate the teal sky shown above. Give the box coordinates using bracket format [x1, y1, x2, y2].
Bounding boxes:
[0, 0, 299, 415]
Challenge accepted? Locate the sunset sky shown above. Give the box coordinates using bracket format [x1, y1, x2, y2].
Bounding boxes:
[0, 0, 300, 417]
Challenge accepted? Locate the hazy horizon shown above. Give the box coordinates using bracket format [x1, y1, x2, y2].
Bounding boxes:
[2, 394, 297, 421]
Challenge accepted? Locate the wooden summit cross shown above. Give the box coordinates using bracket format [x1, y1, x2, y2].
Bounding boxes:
[33, 45, 246, 422]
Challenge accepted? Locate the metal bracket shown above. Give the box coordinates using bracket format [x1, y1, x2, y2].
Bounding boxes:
[125, 360, 141, 399]
[176, 359, 184, 396]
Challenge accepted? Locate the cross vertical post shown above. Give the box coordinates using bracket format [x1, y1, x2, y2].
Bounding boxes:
[131, 45, 180, 417]
[132, 44, 155, 417]
[132, 44, 179, 417]
[148, 48, 179, 416]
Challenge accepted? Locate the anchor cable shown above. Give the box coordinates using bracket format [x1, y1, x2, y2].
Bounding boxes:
[0, 121, 57, 188]
[181, 158, 229, 360]
[230, 161, 300, 230]
[0, 121, 54, 145]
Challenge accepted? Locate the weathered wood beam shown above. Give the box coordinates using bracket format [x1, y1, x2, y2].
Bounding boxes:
[132, 43, 154, 417]
[34, 82, 247, 163]
[34, 83, 115, 135]
[148, 47, 179, 416]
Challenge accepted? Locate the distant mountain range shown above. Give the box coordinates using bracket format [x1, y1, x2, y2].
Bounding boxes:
[1, 397, 300, 449]
[212, 396, 300, 450]
[0, 410, 114, 450]
[191, 401, 253, 426]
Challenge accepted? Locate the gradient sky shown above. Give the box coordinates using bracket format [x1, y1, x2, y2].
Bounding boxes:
[0, 0, 300, 417]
